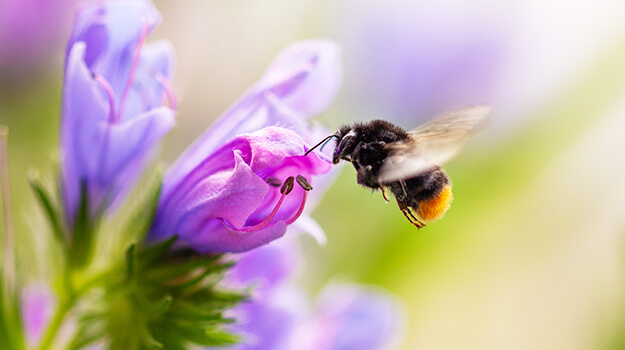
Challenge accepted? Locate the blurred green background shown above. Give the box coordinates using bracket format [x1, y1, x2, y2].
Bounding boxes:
[1, 0, 625, 349]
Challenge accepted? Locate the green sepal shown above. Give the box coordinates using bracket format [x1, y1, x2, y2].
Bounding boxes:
[28, 172, 66, 247]
[153, 294, 173, 316]
[69, 180, 95, 268]
[136, 235, 178, 269]
[71, 239, 245, 349]
[142, 254, 220, 281]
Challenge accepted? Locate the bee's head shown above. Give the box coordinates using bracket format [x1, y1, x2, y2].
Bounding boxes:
[332, 128, 357, 164]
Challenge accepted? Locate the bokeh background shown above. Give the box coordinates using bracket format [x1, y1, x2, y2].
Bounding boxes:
[2, 0, 625, 349]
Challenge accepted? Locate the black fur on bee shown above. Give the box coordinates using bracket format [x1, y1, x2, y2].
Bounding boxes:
[332, 120, 410, 189]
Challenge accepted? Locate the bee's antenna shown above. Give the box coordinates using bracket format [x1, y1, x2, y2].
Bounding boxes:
[304, 134, 339, 156]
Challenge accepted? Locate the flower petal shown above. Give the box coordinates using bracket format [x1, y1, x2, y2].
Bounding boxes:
[288, 214, 327, 245]
[225, 243, 298, 294]
[99, 106, 175, 205]
[61, 42, 109, 222]
[256, 39, 343, 117]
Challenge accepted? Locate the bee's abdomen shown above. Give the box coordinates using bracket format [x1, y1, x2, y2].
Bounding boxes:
[415, 184, 453, 222]
[388, 166, 453, 222]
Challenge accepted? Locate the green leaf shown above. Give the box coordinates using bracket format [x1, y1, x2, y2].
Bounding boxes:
[0, 278, 26, 350]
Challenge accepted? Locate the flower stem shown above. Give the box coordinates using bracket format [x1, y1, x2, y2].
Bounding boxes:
[0, 126, 15, 292]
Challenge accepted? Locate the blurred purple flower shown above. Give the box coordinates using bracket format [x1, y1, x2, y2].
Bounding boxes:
[148, 39, 342, 253]
[21, 284, 56, 346]
[221, 242, 403, 350]
[298, 283, 404, 350]
[222, 244, 304, 349]
[0, 0, 78, 69]
[61, 0, 176, 226]
[337, 0, 506, 124]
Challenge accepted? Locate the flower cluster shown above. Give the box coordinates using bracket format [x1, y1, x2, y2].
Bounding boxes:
[9, 0, 403, 348]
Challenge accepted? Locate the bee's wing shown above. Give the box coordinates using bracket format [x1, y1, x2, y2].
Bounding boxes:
[378, 105, 491, 183]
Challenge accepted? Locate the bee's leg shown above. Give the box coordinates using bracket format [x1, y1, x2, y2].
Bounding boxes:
[406, 209, 426, 229]
[380, 185, 390, 202]
[396, 198, 425, 229]
[399, 180, 408, 198]
[403, 209, 426, 229]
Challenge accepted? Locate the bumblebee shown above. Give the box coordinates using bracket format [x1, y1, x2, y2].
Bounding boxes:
[306, 106, 490, 228]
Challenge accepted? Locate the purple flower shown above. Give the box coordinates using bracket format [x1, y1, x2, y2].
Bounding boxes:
[299, 283, 404, 350]
[222, 244, 304, 349]
[148, 39, 342, 253]
[0, 0, 79, 69]
[21, 284, 56, 346]
[61, 0, 176, 226]
[221, 241, 403, 350]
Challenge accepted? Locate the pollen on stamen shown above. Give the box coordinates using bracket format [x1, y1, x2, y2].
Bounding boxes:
[296, 175, 313, 191]
[266, 177, 282, 187]
[280, 176, 295, 195]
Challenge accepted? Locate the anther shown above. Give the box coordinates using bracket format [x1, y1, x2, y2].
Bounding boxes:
[266, 177, 282, 187]
[280, 176, 295, 195]
[295, 175, 313, 191]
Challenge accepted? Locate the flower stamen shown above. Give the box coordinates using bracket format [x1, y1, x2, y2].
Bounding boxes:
[92, 73, 117, 124]
[285, 191, 307, 225]
[153, 71, 177, 110]
[118, 22, 150, 121]
[238, 176, 294, 232]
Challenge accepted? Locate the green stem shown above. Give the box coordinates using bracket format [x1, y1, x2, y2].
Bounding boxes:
[36, 265, 119, 350]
